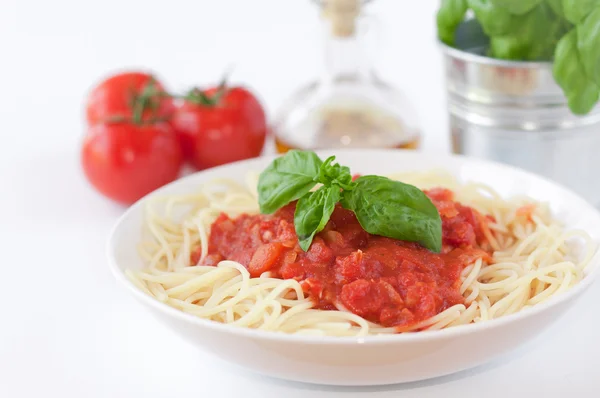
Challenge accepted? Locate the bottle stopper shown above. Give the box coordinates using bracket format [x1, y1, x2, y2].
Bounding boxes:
[321, 0, 360, 38]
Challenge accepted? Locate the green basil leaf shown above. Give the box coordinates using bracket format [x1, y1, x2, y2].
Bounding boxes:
[516, 3, 568, 61]
[341, 176, 442, 253]
[553, 29, 600, 115]
[468, 0, 521, 37]
[294, 186, 341, 251]
[489, 36, 530, 60]
[562, 0, 599, 24]
[490, 0, 542, 15]
[577, 6, 600, 86]
[258, 150, 323, 214]
[437, 0, 468, 45]
[315, 156, 355, 190]
[548, 0, 565, 17]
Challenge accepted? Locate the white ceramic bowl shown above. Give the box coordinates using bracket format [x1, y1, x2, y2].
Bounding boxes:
[107, 149, 600, 386]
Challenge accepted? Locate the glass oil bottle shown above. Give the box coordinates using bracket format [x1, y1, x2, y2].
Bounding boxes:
[272, 0, 421, 153]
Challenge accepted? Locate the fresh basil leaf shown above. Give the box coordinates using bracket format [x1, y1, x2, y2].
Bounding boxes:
[490, 0, 542, 15]
[489, 36, 529, 60]
[315, 156, 355, 190]
[437, 0, 468, 46]
[258, 150, 323, 214]
[516, 3, 568, 61]
[554, 29, 600, 115]
[554, 2, 600, 114]
[341, 176, 442, 253]
[468, 0, 522, 37]
[562, 0, 598, 25]
[294, 186, 341, 251]
[577, 6, 600, 86]
[547, 0, 565, 17]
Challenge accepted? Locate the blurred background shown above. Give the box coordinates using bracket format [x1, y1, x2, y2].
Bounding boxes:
[0, 0, 443, 159]
[1, 0, 450, 220]
[4, 0, 600, 208]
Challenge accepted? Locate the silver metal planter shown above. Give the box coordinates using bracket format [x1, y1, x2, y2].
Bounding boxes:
[441, 21, 600, 205]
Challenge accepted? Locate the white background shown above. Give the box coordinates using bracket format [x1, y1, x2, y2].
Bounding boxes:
[1, 0, 599, 397]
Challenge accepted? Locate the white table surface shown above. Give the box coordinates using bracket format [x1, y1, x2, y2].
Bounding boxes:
[2, 0, 599, 396]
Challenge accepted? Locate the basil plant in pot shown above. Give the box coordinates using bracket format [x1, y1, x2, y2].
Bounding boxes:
[436, 0, 600, 206]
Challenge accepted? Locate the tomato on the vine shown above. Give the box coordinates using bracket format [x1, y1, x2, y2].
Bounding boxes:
[171, 86, 267, 170]
[86, 71, 174, 125]
[82, 71, 183, 205]
[81, 122, 182, 205]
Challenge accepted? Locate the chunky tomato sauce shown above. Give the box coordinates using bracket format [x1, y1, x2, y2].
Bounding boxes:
[192, 188, 493, 330]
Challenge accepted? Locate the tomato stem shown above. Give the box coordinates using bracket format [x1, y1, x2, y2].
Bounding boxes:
[131, 78, 164, 125]
[113, 69, 237, 123]
[211, 68, 232, 104]
[182, 68, 233, 107]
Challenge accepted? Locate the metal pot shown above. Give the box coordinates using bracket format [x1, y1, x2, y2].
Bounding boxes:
[441, 20, 600, 205]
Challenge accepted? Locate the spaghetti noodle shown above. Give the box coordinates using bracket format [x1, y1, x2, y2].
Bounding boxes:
[126, 171, 595, 337]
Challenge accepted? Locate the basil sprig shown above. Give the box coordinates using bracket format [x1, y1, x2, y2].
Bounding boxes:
[257, 150, 442, 253]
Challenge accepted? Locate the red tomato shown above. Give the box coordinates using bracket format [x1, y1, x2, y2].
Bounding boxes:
[86, 72, 174, 125]
[81, 123, 183, 204]
[248, 242, 284, 277]
[171, 86, 267, 170]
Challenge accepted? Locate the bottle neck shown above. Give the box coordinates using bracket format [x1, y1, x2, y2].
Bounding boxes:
[323, 31, 373, 81]
[319, 0, 372, 82]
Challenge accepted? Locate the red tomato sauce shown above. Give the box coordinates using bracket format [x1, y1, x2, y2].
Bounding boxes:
[191, 187, 493, 330]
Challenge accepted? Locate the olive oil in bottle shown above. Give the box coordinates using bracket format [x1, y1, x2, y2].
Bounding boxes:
[272, 0, 421, 153]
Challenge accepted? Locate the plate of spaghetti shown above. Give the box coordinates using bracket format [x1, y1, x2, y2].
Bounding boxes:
[108, 149, 600, 385]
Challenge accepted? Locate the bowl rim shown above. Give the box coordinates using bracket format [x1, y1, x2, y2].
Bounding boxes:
[107, 148, 600, 345]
